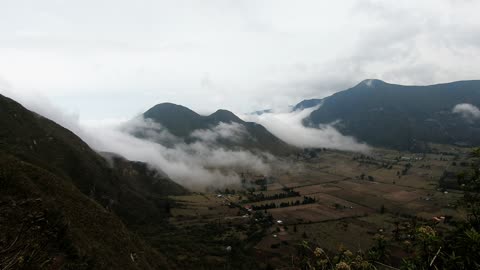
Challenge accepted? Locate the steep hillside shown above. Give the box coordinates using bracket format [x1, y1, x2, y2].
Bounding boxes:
[0, 94, 189, 269]
[100, 152, 186, 197]
[0, 95, 187, 225]
[141, 102, 297, 155]
[298, 79, 480, 150]
[0, 152, 170, 270]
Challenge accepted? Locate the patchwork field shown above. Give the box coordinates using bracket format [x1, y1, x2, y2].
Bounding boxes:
[167, 145, 469, 268]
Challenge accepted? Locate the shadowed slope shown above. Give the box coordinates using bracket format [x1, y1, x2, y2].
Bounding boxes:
[297, 80, 480, 150]
[0, 94, 190, 269]
[141, 102, 298, 155]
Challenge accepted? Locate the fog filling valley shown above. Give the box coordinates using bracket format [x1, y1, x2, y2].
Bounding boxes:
[242, 106, 370, 152]
[3, 87, 480, 190]
[2, 90, 374, 189]
[1, 90, 273, 189]
[2, 1, 480, 190]
[90, 120, 274, 189]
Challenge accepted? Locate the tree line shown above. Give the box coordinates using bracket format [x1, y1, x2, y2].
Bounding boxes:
[251, 196, 316, 211]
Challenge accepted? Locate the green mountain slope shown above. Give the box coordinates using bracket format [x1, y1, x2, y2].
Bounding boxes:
[0, 152, 169, 270]
[0, 95, 187, 224]
[0, 94, 189, 269]
[298, 79, 480, 150]
[141, 102, 297, 155]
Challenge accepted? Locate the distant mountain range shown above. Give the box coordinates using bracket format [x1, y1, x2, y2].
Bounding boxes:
[1, 78, 480, 268]
[138, 80, 480, 153]
[294, 79, 480, 150]
[0, 94, 187, 269]
[249, 109, 273, 115]
[292, 98, 323, 111]
[139, 102, 297, 155]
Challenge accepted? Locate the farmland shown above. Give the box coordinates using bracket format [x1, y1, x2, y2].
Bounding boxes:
[166, 145, 470, 268]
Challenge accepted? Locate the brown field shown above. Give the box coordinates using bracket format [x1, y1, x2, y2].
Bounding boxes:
[383, 190, 422, 202]
[294, 183, 342, 195]
[268, 202, 373, 224]
[167, 145, 470, 268]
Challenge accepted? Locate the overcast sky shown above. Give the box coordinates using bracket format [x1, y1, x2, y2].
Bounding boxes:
[1, 0, 480, 123]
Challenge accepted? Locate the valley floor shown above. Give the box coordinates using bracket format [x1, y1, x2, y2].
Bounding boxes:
[164, 144, 469, 269]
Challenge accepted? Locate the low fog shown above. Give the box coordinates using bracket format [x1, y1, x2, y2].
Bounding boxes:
[3, 90, 371, 189]
[190, 122, 249, 145]
[88, 119, 273, 190]
[242, 106, 370, 153]
[453, 103, 480, 120]
[2, 90, 275, 190]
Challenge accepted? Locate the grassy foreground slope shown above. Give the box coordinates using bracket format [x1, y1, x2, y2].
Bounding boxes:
[0, 94, 188, 226]
[0, 94, 189, 269]
[0, 152, 169, 270]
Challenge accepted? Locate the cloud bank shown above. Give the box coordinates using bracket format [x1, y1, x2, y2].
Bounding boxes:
[190, 122, 248, 144]
[242, 106, 370, 152]
[2, 1, 480, 121]
[2, 90, 273, 190]
[453, 103, 480, 120]
[88, 119, 273, 190]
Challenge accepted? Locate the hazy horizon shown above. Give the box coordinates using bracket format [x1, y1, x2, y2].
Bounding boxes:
[2, 1, 480, 123]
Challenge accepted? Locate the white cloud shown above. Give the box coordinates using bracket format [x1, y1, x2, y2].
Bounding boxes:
[453, 103, 480, 120]
[2, 0, 480, 187]
[190, 122, 248, 144]
[3, 87, 369, 191]
[242, 106, 370, 152]
[1, 1, 480, 121]
[84, 120, 273, 190]
[1, 89, 273, 190]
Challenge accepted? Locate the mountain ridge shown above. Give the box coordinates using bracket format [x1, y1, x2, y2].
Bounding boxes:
[139, 102, 298, 155]
[294, 79, 480, 150]
[0, 94, 188, 269]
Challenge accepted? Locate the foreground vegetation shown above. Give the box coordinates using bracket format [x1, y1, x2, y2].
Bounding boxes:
[1, 93, 478, 269]
[294, 149, 480, 270]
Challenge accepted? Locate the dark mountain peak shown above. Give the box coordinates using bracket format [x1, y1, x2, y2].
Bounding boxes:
[139, 103, 297, 155]
[293, 98, 323, 111]
[305, 79, 480, 150]
[142, 103, 201, 137]
[150, 102, 186, 109]
[249, 109, 272, 115]
[149, 102, 185, 110]
[292, 79, 389, 112]
[144, 102, 200, 119]
[356, 79, 387, 89]
[208, 109, 244, 123]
